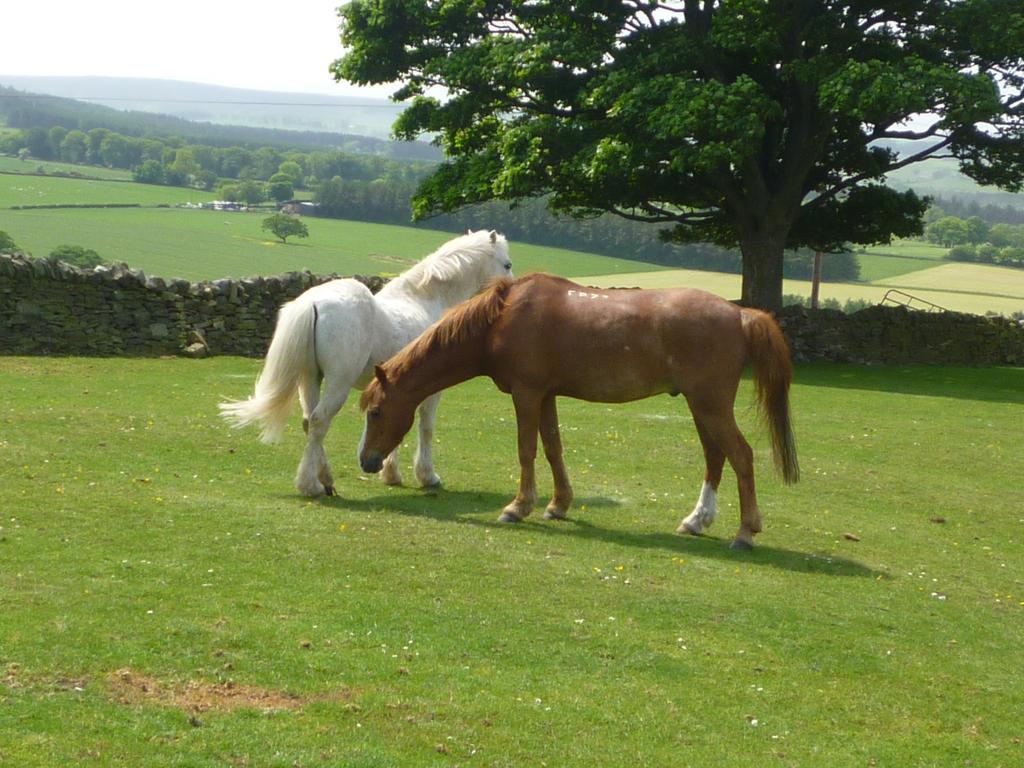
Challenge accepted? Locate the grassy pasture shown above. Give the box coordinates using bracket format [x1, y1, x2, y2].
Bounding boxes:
[1, 356, 1022, 767]
[0, 172, 216, 209]
[856, 240, 950, 282]
[582, 264, 1024, 316]
[0, 156, 133, 180]
[0, 207, 663, 281]
[875, 262, 1024, 301]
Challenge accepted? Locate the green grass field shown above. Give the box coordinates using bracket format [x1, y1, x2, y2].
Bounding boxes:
[0, 172, 216, 209]
[856, 241, 950, 282]
[1, 356, 1022, 766]
[0, 156, 133, 180]
[0, 206, 664, 281]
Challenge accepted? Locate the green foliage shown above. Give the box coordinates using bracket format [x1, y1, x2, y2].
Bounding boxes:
[783, 293, 874, 313]
[277, 160, 304, 187]
[47, 244, 104, 268]
[2, 357, 1024, 765]
[335, 0, 1024, 309]
[261, 212, 310, 243]
[267, 175, 295, 202]
[0, 229, 19, 253]
[783, 250, 860, 282]
[132, 159, 166, 185]
[0, 84, 436, 161]
[927, 215, 972, 246]
[926, 211, 1024, 268]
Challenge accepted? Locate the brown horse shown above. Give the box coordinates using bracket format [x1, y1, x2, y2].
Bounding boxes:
[359, 273, 799, 549]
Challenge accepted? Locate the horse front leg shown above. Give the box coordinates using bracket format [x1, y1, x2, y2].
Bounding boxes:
[498, 391, 541, 523]
[539, 395, 573, 520]
[380, 447, 403, 486]
[413, 393, 442, 488]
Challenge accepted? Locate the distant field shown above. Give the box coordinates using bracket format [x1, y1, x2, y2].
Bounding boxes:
[856, 241, 950, 282]
[3, 167, 1022, 314]
[876, 262, 1024, 301]
[0, 156, 133, 180]
[581, 265, 1024, 316]
[0, 207, 662, 281]
[0, 172, 216, 208]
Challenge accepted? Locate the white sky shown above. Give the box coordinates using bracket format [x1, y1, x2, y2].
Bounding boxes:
[0, 0, 395, 97]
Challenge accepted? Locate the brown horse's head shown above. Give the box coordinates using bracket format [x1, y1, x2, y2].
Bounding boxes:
[358, 365, 417, 474]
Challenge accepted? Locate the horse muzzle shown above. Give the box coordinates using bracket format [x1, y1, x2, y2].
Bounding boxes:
[360, 452, 383, 474]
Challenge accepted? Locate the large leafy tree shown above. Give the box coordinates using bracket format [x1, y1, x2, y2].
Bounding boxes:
[333, 0, 1024, 309]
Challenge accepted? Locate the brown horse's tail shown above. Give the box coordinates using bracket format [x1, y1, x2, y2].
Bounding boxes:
[741, 308, 800, 484]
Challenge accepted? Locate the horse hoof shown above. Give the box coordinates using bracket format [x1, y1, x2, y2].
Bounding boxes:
[324, 484, 336, 497]
[730, 538, 754, 551]
[543, 508, 567, 521]
[498, 511, 522, 524]
[420, 477, 443, 489]
[678, 521, 702, 536]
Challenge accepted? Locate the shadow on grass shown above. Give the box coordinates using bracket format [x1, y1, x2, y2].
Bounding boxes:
[795, 362, 1024, 405]
[319, 487, 881, 579]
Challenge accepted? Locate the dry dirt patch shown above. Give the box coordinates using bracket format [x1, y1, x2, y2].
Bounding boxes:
[108, 669, 345, 714]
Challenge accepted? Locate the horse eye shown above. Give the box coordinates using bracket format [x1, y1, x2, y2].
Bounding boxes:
[369, 407, 381, 418]
[504, 262, 512, 271]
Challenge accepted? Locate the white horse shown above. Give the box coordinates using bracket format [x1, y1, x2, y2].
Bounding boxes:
[219, 230, 513, 496]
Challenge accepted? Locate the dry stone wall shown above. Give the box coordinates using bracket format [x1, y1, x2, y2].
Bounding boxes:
[1, 253, 1022, 365]
[0, 254, 384, 357]
[776, 304, 1024, 366]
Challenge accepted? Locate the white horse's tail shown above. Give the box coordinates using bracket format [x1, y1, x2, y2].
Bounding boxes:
[219, 297, 319, 443]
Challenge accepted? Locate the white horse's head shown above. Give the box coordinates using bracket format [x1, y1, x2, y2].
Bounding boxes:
[412, 230, 513, 295]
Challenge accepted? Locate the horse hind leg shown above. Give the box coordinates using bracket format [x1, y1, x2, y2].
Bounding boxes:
[296, 378, 348, 497]
[681, 399, 762, 550]
[678, 418, 725, 536]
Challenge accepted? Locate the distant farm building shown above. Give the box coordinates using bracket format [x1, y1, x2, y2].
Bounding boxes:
[278, 201, 322, 217]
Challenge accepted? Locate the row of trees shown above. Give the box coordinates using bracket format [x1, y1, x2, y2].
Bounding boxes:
[923, 212, 1024, 250]
[928, 195, 1024, 226]
[947, 243, 1024, 269]
[0, 86, 438, 161]
[0, 125, 427, 189]
[922, 207, 1024, 269]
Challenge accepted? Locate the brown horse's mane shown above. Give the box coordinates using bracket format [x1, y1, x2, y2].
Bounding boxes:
[378, 275, 512, 381]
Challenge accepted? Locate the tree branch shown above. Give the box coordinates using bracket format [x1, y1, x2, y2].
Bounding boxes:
[805, 135, 954, 211]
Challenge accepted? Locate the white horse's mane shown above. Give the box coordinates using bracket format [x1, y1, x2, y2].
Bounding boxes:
[389, 230, 507, 295]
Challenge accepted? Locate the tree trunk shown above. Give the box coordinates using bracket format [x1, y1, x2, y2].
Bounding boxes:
[739, 233, 786, 311]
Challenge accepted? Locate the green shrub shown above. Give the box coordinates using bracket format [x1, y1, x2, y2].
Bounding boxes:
[48, 244, 105, 269]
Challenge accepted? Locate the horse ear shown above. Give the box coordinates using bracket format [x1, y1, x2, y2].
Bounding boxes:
[374, 365, 389, 388]
[489, 230, 497, 243]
